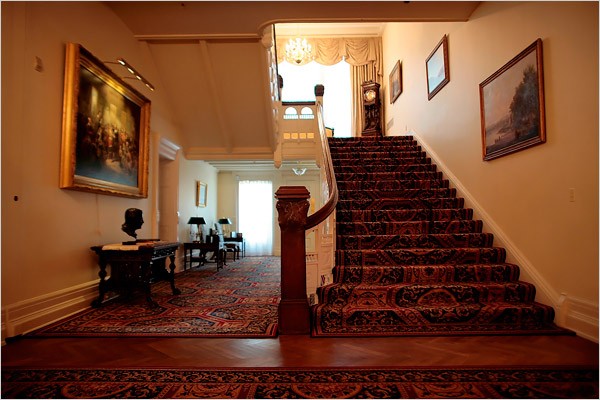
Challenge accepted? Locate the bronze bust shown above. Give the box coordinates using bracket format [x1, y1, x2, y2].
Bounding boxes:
[121, 208, 144, 239]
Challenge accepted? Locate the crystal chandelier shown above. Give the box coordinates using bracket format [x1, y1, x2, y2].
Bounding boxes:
[285, 37, 314, 65]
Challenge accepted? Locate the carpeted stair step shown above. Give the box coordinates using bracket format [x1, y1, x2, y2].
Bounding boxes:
[332, 263, 521, 285]
[338, 179, 450, 190]
[333, 157, 431, 167]
[312, 302, 558, 336]
[331, 150, 427, 161]
[340, 188, 456, 200]
[334, 163, 438, 174]
[335, 171, 443, 181]
[330, 146, 422, 155]
[316, 281, 537, 306]
[337, 233, 495, 249]
[336, 208, 475, 223]
[336, 220, 483, 235]
[336, 247, 506, 266]
[337, 197, 464, 211]
[329, 136, 416, 145]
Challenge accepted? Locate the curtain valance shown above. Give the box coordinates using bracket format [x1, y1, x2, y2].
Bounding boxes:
[276, 37, 380, 66]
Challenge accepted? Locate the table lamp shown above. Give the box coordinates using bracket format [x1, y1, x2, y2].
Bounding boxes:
[218, 218, 232, 236]
[188, 217, 206, 242]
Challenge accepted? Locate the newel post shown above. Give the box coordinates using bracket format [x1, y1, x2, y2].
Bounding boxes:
[275, 186, 311, 334]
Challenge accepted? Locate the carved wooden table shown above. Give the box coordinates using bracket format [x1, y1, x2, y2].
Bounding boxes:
[90, 241, 181, 307]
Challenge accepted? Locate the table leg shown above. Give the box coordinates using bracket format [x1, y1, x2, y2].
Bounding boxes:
[91, 258, 109, 308]
[168, 254, 181, 295]
[142, 261, 160, 307]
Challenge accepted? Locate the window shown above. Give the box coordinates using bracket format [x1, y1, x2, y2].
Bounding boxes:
[238, 180, 274, 256]
[278, 60, 351, 137]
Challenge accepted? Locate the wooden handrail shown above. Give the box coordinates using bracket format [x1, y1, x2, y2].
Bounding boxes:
[275, 84, 338, 334]
[306, 97, 338, 229]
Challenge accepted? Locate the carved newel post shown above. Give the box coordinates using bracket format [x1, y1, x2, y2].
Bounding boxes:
[275, 186, 311, 334]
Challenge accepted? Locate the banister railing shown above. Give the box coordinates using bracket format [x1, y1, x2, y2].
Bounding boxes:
[274, 84, 338, 334]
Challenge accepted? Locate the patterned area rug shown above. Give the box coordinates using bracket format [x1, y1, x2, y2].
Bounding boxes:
[2, 366, 597, 398]
[28, 257, 280, 338]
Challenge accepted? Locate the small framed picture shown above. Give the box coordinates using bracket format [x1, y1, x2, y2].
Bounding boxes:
[389, 60, 402, 104]
[426, 35, 450, 100]
[196, 181, 207, 207]
[479, 39, 546, 161]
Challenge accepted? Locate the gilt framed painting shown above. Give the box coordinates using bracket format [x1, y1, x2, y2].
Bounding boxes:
[60, 43, 151, 198]
[389, 60, 402, 104]
[479, 39, 545, 161]
[426, 35, 450, 100]
[196, 181, 207, 207]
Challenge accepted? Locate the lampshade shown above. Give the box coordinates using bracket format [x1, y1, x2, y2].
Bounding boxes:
[218, 218, 232, 225]
[188, 217, 206, 225]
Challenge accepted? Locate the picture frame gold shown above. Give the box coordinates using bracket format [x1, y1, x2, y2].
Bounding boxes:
[479, 39, 546, 161]
[196, 181, 207, 207]
[426, 35, 450, 100]
[389, 60, 402, 104]
[59, 43, 151, 198]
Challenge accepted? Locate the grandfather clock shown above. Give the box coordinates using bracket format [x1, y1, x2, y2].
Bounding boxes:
[361, 80, 382, 137]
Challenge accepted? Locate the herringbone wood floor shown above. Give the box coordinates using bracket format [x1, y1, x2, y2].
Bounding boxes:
[3, 334, 597, 369]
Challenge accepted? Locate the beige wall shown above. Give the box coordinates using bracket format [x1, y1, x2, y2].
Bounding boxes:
[382, 1, 598, 336]
[1, 2, 185, 335]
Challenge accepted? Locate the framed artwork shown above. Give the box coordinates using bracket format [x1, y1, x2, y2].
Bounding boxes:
[479, 39, 545, 161]
[426, 35, 450, 100]
[389, 60, 402, 104]
[59, 43, 151, 198]
[196, 181, 207, 207]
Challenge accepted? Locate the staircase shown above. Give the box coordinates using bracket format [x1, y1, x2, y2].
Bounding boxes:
[311, 136, 568, 337]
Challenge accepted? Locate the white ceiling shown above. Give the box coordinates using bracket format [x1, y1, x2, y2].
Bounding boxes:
[106, 2, 480, 170]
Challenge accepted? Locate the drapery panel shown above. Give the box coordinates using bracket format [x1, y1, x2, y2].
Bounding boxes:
[277, 37, 383, 136]
[276, 37, 380, 67]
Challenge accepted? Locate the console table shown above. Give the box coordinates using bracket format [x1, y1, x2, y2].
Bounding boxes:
[183, 241, 223, 270]
[90, 241, 180, 307]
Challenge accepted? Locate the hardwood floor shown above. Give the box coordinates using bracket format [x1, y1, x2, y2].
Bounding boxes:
[3, 334, 598, 369]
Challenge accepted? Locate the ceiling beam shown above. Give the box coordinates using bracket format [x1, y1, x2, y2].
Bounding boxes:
[197, 40, 233, 153]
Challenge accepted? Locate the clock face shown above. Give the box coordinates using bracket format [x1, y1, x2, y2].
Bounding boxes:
[364, 89, 377, 102]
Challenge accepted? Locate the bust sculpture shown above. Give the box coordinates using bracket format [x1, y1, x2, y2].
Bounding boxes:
[121, 208, 144, 239]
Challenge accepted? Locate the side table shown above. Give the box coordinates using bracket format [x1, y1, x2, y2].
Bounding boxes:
[183, 241, 223, 270]
[90, 240, 180, 307]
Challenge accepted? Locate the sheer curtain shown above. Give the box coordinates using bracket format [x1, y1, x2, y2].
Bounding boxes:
[238, 180, 273, 256]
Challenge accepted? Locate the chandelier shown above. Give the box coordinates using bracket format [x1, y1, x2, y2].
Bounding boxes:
[285, 37, 314, 65]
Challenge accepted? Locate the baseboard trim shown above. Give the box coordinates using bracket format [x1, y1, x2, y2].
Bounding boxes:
[409, 132, 598, 342]
[1, 280, 98, 342]
[562, 296, 599, 342]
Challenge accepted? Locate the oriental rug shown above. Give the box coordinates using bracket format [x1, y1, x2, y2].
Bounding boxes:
[28, 257, 280, 338]
[312, 136, 570, 337]
[2, 366, 597, 398]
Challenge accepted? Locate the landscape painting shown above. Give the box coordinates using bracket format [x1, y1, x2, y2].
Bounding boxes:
[479, 39, 546, 161]
[426, 35, 450, 100]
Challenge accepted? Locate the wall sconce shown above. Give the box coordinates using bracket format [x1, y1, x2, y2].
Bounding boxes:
[105, 58, 155, 91]
[188, 217, 206, 242]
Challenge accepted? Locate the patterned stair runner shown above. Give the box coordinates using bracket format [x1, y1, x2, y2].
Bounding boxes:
[311, 136, 567, 337]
